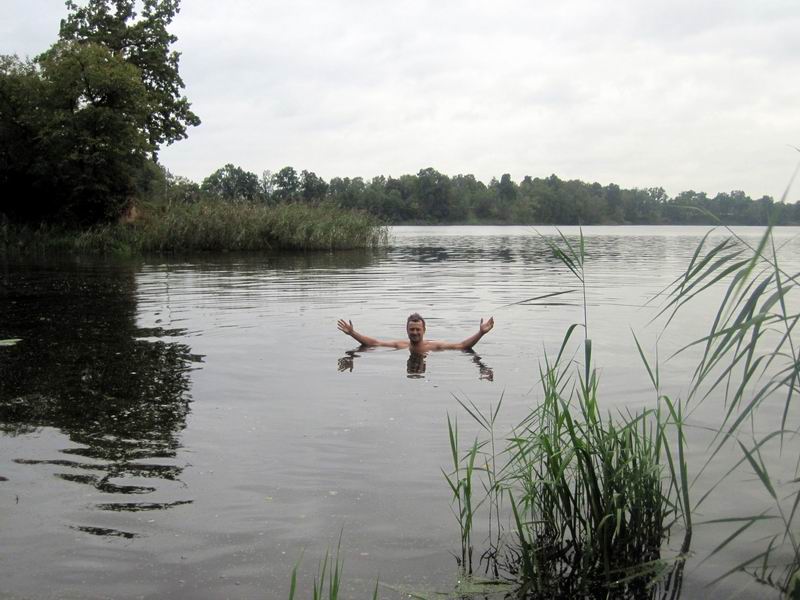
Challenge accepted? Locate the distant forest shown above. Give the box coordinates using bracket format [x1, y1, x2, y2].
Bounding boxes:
[165, 164, 800, 226]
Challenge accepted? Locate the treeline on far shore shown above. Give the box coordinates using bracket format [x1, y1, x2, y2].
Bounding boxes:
[171, 163, 800, 226]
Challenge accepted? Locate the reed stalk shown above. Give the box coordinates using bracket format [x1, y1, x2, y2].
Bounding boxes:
[654, 218, 800, 596]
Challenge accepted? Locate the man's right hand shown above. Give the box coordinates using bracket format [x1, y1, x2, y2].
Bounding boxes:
[337, 319, 355, 336]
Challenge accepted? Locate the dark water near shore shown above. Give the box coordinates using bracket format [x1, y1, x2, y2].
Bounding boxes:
[1, 225, 799, 599]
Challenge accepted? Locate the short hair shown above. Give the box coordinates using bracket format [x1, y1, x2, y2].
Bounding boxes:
[407, 313, 426, 328]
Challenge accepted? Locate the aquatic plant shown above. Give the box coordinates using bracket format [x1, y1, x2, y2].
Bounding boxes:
[652, 220, 800, 596]
[287, 536, 379, 600]
[0, 200, 388, 255]
[443, 413, 480, 576]
[443, 228, 691, 598]
[445, 213, 800, 598]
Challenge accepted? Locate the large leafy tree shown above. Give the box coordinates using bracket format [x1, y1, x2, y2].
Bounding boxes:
[416, 167, 454, 222]
[300, 170, 328, 202]
[201, 164, 262, 202]
[1, 42, 152, 224]
[0, 0, 198, 225]
[59, 0, 200, 152]
[272, 166, 300, 201]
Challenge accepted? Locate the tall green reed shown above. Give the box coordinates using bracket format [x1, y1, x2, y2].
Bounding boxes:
[445, 228, 689, 598]
[652, 219, 800, 596]
[443, 413, 480, 577]
[287, 536, 379, 600]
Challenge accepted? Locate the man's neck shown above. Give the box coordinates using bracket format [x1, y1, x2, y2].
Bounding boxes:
[409, 340, 426, 352]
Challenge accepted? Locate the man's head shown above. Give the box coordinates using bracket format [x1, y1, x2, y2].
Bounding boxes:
[406, 313, 426, 343]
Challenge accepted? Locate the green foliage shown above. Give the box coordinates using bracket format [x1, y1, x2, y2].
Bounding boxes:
[163, 169, 201, 204]
[655, 224, 800, 595]
[0, 0, 197, 226]
[301, 170, 329, 201]
[0, 0, 199, 225]
[273, 166, 301, 202]
[447, 350, 683, 598]
[59, 0, 200, 149]
[1, 201, 387, 254]
[288, 538, 380, 600]
[1, 42, 152, 224]
[212, 165, 800, 226]
[444, 230, 690, 598]
[200, 163, 262, 202]
[443, 414, 480, 577]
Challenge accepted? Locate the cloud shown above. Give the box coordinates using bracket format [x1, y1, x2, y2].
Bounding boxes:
[2, 0, 799, 198]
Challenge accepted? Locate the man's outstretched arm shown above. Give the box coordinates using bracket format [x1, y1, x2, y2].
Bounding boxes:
[337, 319, 401, 348]
[440, 317, 494, 350]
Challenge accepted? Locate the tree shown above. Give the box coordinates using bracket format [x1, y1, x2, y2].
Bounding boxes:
[300, 170, 328, 201]
[272, 166, 300, 201]
[58, 0, 200, 152]
[201, 164, 261, 202]
[0, 0, 198, 225]
[163, 169, 201, 204]
[416, 167, 454, 222]
[1, 42, 152, 224]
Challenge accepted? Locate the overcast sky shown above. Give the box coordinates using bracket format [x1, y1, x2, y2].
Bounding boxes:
[3, 0, 800, 199]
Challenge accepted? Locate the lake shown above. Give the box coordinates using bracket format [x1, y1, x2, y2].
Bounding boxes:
[1, 225, 799, 599]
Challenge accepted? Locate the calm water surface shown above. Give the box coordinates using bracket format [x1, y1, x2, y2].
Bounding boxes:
[1, 226, 799, 599]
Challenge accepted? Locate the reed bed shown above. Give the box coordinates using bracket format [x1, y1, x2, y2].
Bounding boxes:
[442, 229, 691, 599]
[1, 200, 388, 255]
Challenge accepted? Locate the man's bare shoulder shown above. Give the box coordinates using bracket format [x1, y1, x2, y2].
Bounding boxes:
[383, 340, 410, 349]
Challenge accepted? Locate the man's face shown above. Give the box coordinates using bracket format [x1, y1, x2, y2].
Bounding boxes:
[406, 320, 425, 343]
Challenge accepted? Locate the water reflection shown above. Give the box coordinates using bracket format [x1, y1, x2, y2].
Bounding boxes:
[468, 351, 494, 382]
[0, 259, 200, 526]
[337, 346, 495, 381]
[406, 352, 426, 378]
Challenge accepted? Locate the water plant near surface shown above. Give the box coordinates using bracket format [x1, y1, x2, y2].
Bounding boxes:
[651, 221, 800, 596]
[444, 218, 800, 598]
[443, 413, 481, 576]
[446, 339, 689, 598]
[443, 229, 691, 598]
[287, 536, 380, 600]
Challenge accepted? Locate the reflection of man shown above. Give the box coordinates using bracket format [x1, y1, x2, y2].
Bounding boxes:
[337, 349, 493, 381]
[337, 313, 494, 352]
[469, 351, 494, 382]
[406, 352, 426, 378]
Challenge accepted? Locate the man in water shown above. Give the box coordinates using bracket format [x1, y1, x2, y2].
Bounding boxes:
[337, 313, 494, 352]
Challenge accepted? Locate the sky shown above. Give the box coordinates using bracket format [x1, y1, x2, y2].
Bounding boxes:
[3, 0, 800, 200]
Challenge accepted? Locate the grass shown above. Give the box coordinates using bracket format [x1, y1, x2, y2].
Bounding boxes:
[287, 535, 379, 600]
[1, 200, 388, 255]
